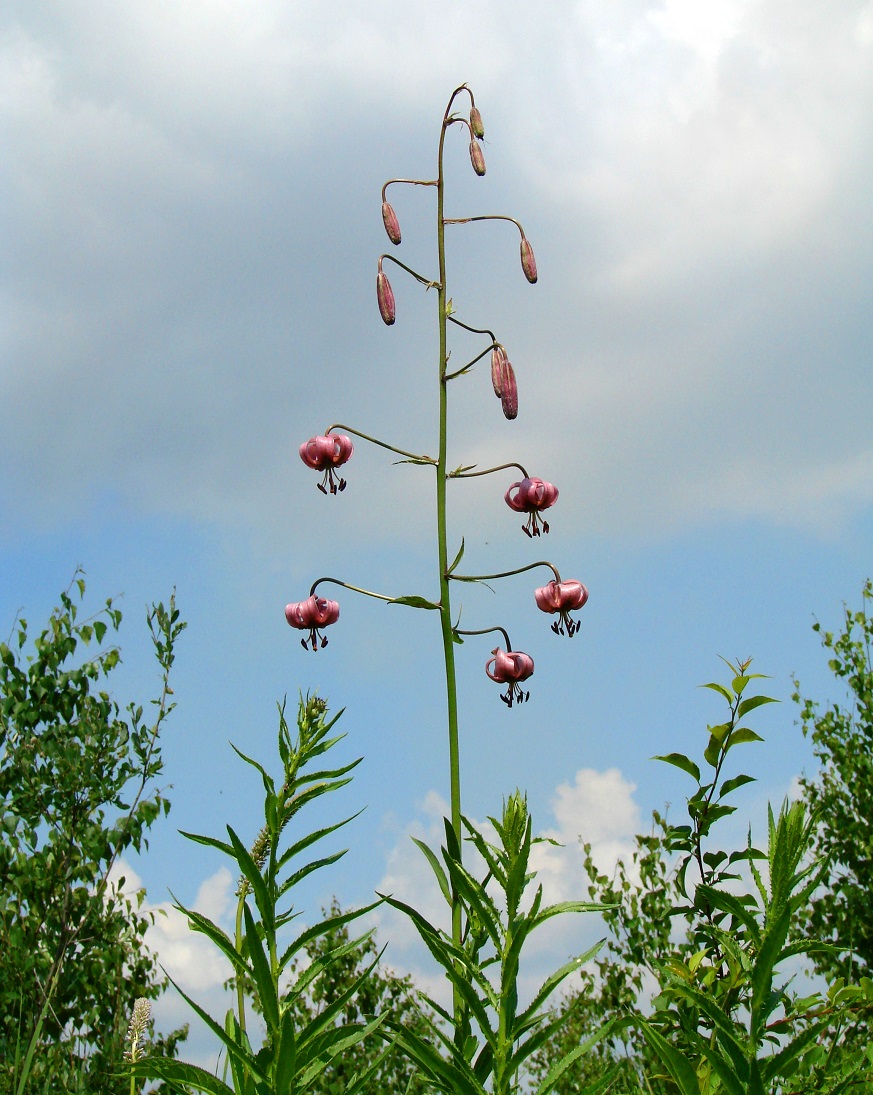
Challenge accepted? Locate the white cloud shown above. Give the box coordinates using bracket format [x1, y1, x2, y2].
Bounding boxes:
[370, 768, 642, 1007]
[109, 859, 236, 1068]
[2, 0, 872, 545]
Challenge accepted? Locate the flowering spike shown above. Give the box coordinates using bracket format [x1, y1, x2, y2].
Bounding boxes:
[470, 105, 485, 140]
[299, 434, 354, 494]
[520, 237, 538, 284]
[285, 595, 340, 651]
[377, 270, 396, 325]
[382, 201, 402, 245]
[486, 647, 534, 707]
[469, 141, 486, 176]
[500, 360, 518, 420]
[535, 579, 588, 637]
[505, 477, 558, 537]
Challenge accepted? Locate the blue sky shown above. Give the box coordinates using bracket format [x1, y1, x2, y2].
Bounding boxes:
[3, 0, 873, 1064]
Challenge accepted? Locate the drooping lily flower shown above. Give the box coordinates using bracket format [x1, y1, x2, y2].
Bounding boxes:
[486, 647, 534, 707]
[469, 140, 486, 176]
[299, 434, 354, 494]
[285, 595, 340, 651]
[505, 477, 558, 537]
[535, 579, 588, 637]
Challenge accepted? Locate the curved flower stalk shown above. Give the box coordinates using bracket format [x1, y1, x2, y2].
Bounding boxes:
[285, 595, 340, 650]
[535, 579, 588, 637]
[486, 647, 534, 707]
[299, 434, 354, 494]
[505, 476, 559, 537]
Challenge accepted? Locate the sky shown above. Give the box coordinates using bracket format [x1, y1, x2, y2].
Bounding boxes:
[3, 0, 873, 1067]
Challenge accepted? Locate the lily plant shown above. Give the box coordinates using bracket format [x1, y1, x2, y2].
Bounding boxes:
[288, 85, 588, 1031]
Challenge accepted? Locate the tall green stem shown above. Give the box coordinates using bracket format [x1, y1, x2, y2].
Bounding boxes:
[436, 91, 464, 1025]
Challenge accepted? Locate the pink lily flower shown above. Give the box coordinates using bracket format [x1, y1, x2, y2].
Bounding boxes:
[535, 579, 588, 637]
[486, 647, 534, 708]
[505, 477, 559, 537]
[285, 595, 340, 651]
[299, 434, 354, 494]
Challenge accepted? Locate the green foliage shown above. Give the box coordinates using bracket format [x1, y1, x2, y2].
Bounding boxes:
[131, 695, 390, 1095]
[385, 791, 617, 1095]
[530, 659, 873, 1094]
[280, 897, 435, 1095]
[0, 572, 187, 1094]
[795, 580, 873, 982]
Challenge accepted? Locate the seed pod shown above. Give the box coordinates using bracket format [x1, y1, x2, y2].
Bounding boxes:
[469, 141, 486, 176]
[520, 237, 538, 284]
[501, 360, 518, 420]
[470, 105, 485, 140]
[376, 271, 395, 325]
[381, 201, 401, 245]
[491, 345, 506, 398]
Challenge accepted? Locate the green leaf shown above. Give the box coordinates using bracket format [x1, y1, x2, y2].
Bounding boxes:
[411, 836, 453, 906]
[447, 537, 465, 575]
[242, 901, 280, 1031]
[227, 826, 273, 932]
[388, 595, 441, 610]
[719, 773, 756, 798]
[653, 753, 701, 782]
[637, 1019, 701, 1095]
[736, 693, 778, 718]
[726, 727, 765, 749]
[128, 1058, 236, 1094]
[702, 681, 734, 702]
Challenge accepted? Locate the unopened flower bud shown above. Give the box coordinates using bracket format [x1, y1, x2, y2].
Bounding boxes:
[470, 106, 485, 140]
[491, 345, 506, 398]
[520, 237, 538, 284]
[377, 270, 396, 325]
[382, 201, 401, 245]
[501, 360, 518, 420]
[469, 141, 486, 176]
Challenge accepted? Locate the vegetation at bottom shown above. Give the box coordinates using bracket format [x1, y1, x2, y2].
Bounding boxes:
[0, 574, 187, 1094]
[4, 578, 873, 1093]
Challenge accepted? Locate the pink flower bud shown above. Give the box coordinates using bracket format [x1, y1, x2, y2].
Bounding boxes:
[505, 477, 558, 537]
[469, 106, 485, 140]
[491, 345, 507, 398]
[486, 647, 534, 707]
[382, 201, 401, 245]
[520, 237, 538, 284]
[500, 360, 518, 421]
[377, 270, 396, 325]
[285, 595, 340, 651]
[469, 141, 486, 176]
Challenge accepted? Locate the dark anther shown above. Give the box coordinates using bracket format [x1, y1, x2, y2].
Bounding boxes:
[317, 483, 327, 495]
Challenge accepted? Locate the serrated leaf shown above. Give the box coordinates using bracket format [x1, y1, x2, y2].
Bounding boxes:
[388, 595, 441, 611]
[653, 753, 701, 782]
